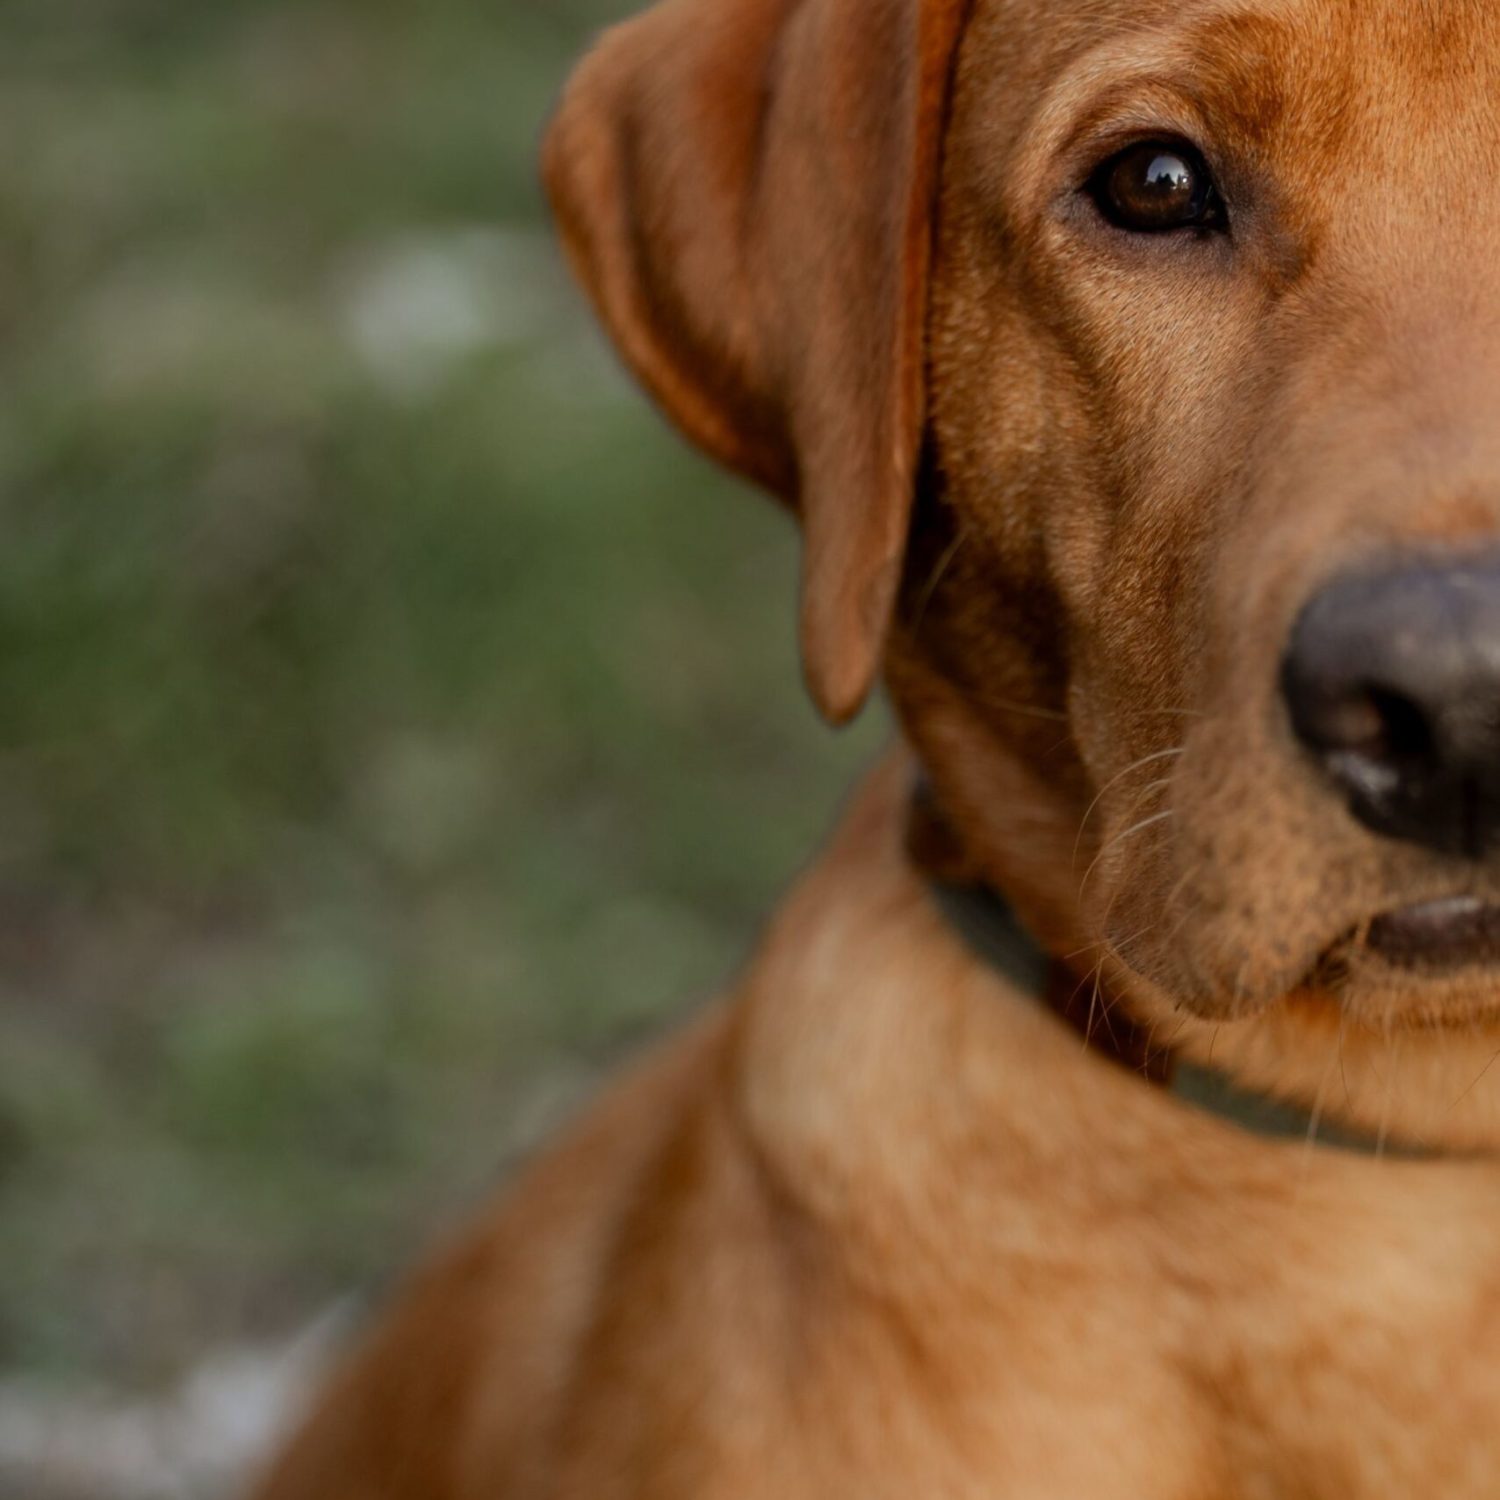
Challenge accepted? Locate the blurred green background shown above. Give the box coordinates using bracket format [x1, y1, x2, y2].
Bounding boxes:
[0, 1, 880, 1492]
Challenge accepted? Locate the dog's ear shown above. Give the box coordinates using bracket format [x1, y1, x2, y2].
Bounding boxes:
[542, 0, 972, 723]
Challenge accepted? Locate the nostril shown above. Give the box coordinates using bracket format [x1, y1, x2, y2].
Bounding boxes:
[1282, 557, 1500, 857]
[1312, 684, 1436, 810]
[1281, 645, 1444, 821]
[1363, 685, 1434, 762]
[1284, 673, 1433, 763]
[1306, 686, 1388, 758]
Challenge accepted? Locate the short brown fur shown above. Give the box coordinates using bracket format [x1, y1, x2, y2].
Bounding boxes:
[252, 1, 1500, 1493]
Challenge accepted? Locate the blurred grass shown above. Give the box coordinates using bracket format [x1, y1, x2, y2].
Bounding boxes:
[0, 0, 880, 1389]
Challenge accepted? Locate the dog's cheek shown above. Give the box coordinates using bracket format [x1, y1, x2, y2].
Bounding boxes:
[1068, 329, 1371, 1010]
[1142, 399, 1400, 1009]
[1171, 750, 1341, 1007]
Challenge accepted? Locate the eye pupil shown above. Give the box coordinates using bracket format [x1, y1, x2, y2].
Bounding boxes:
[1091, 141, 1226, 234]
[1143, 154, 1191, 197]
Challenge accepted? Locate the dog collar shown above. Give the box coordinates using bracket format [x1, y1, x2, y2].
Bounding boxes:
[929, 879, 1440, 1159]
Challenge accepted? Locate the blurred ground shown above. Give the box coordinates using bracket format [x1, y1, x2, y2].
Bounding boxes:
[0, 1, 880, 1493]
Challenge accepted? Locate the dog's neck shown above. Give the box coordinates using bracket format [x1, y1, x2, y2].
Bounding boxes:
[904, 767, 1500, 1158]
[928, 879, 1461, 1160]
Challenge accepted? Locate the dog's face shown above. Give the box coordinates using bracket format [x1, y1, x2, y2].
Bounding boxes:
[547, 0, 1500, 1129]
[903, 0, 1500, 1040]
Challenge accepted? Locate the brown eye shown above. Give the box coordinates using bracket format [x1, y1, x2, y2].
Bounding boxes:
[1089, 141, 1226, 234]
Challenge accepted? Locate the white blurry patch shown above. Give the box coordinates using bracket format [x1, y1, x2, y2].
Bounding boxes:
[0, 1303, 351, 1500]
[338, 226, 561, 399]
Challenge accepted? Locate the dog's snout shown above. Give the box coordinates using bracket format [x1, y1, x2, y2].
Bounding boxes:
[1281, 558, 1500, 858]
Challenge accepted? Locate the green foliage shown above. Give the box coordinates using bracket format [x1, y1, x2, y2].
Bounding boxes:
[0, 0, 881, 1384]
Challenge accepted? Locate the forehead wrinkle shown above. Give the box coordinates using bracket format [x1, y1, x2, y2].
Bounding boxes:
[960, 0, 1500, 291]
[1197, 0, 1500, 140]
[1031, 3, 1350, 160]
[1177, 13, 1299, 146]
[1004, 0, 1500, 168]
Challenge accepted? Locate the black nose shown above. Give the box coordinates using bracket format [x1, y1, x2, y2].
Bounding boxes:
[1281, 557, 1500, 858]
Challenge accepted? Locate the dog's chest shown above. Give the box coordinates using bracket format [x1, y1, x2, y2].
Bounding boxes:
[539, 1180, 1500, 1500]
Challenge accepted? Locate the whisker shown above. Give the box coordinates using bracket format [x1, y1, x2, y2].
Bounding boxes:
[959, 686, 1071, 724]
[1093, 789, 1187, 949]
[908, 526, 969, 638]
[1078, 808, 1176, 905]
[1156, 868, 1199, 943]
[1071, 746, 1185, 872]
[1140, 1013, 1191, 1074]
[1084, 959, 1105, 1052]
[1229, 957, 1250, 1011]
[1158, 1015, 1191, 1061]
[1061, 935, 1109, 965]
[1061, 893, 1178, 967]
[1445, 1037, 1500, 1116]
[1079, 956, 1126, 1055]
[1149, 891, 1225, 1002]
[1336, 1011, 1352, 1111]
[1376, 1032, 1402, 1159]
[1300, 1038, 1342, 1165]
[1089, 916, 1164, 964]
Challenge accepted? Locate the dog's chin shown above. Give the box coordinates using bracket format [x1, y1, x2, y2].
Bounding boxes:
[1107, 894, 1500, 1033]
[1314, 897, 1500, 1030]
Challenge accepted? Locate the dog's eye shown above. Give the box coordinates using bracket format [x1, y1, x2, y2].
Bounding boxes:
[1089, 141, 1227, 234]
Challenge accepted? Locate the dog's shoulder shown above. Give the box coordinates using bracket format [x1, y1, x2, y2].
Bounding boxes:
[249, 1002, 735, 1499]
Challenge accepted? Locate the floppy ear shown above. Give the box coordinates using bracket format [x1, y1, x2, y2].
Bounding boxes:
[542, 0, 973, 723]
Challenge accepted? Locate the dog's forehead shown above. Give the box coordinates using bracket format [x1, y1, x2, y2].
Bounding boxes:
[1179, 0, 1500, 137]
[963, 0, 1500, 151]
[948, 0, 1500, 261]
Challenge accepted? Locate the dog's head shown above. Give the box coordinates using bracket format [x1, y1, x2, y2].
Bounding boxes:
[546, 0, 1500, 1137]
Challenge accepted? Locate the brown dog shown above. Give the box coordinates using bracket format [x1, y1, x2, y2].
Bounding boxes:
[251, 0, 1500, 1494]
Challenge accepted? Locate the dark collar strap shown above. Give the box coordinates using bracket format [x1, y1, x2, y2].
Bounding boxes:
[930, 880, 1444, 1160]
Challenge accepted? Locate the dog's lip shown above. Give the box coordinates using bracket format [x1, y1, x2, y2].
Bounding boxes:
[1365, 895, 1500, 971]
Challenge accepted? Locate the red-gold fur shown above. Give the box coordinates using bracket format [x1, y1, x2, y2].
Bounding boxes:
[252, 1, 1500, 1493]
